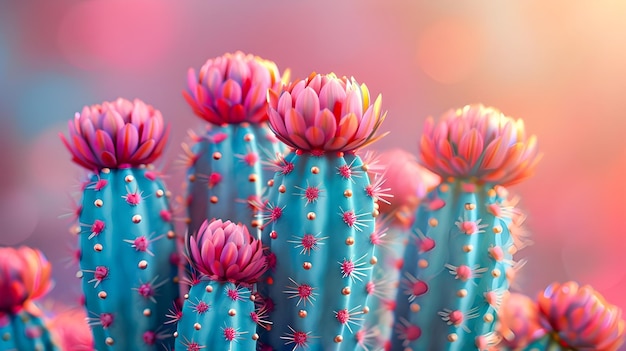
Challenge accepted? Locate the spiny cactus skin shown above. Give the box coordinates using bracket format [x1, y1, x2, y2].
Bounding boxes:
[61, 98, 179, 350]
[78, 167, 179, 350]
[184, 123, 286, 236]
[182, 51, 290, 237]
[392, 105, 540, 351]
[175, 281, 258, 351]
[260, 152, 379, 351]
[0, 310, 58, 351]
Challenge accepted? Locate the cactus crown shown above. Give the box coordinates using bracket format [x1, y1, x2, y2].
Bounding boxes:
[187, 219, 267, 285]
[0, 246, 52, 313]
[268, 72, 387, 154]
[419, 104, 541, 186]
[60, 97, 170, 171]
[184, 51, 290, 125]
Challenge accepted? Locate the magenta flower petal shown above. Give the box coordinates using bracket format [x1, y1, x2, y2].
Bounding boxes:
[116, 123, 139, 162]
[0, 247, 52, 313]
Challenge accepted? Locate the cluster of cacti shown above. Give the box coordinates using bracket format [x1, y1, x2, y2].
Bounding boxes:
[362, 148, 440, 349]
[391, 105, 542, 351]
[497, 282, 625, 351]
[182, 51, 290, 237]
[0, 50, 615, 351]
[59, 98, 180, 350]
[174, 219, 267, 351]
[0, 247, 58, 351]
[254, 72, 387, 350]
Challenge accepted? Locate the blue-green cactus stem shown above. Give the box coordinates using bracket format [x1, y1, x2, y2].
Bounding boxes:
[185, 123, 286, 238]
[259, 151, 379, 351]
[78, 166, 179, 350]
[175, 280, 258, 351]
[0, 310, 58, 351]
[392, 179, 518, 351]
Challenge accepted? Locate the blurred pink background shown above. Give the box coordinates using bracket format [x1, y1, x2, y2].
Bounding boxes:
[1, 0, 625, 343]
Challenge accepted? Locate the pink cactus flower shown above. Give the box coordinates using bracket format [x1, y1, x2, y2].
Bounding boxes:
[537, 281, 625, 351]
[49, 308, 94, 351]
[497, 292, 546, 349]
[368, 148, 440, 226]
[419, 104, 541, 186]
[187, 219, 267, 285]
[0, 246, 52, 313]
[60, 98, 170, 171]
[268, 72, 387, 153]
[183, 51, 290, 125]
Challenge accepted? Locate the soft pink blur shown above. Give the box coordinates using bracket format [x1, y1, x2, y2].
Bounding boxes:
[1, 2, 624, 348]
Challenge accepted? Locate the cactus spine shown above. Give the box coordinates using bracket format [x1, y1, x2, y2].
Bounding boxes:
[182, 51, 290, 237]
[391, 105, 541, 350]
[259, 72, 387, 350]
[60, 98, 179, 350]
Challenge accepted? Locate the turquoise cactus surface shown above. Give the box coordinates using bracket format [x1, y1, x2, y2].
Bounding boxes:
[185, 123, 286, 238]
[392, 180, 517, 351]
[0, 310, 58, 351]
[175, 281, 258, 351]
[258, 152, 379, 351]
[77, 167, 179, 350]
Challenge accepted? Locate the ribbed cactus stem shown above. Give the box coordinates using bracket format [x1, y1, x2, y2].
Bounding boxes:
[259, 152, 379, 351]
[392, 180, 517, 351]
[175, 281, 258, 351]
[0, 310, 58, 351]
[78, 167, 179, 350]
[185, 122, 285, 237]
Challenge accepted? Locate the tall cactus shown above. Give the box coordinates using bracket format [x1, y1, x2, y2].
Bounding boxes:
[362, 149, 440, 350]
[175, 219, 267, 351]
[0, 246, 58, 351]
[391, 104, 541, 351]
[182, 51, 290, 237]
[258, 72, 387, 350]
[60, 98, 179, 350]
[498, 282, 625, 351]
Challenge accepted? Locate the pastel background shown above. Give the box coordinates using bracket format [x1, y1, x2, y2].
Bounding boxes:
[1, 0, 624, 345]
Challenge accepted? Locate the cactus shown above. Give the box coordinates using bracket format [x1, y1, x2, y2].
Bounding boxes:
[0, 246, 58, 351]
[498, 282, 626, 351]
[362, 149, 440, 350]
[391, 104, 542, 351]
[60, 98, 179, 350]
[182, 51, 290, 237]
[258, 72, 387, 350]
[175, 219, 267, 351]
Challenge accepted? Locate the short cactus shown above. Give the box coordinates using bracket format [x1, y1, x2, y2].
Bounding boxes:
[362, 149, 440, 349]
[391, 104, 541, 350]
[60, 98, 180, 350]
[175, 219, 267, 351]
[182, 51, 289, 237]
[0, 246, 58, 351]
[258, 72, 387, 350]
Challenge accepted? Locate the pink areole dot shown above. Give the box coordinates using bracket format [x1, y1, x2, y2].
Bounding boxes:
[186, 342, 201, 351]
[460, 221, 478, 235]
[144, 171, 157, 181]
[341, 259, 355, 277]
[137, 283, 154, 298]
[160, 210, 172, 222]
[211, 132, 228, 144]
[134, 236, 149, 252]
[94, 179, 108, 190]
[270, 206, 282, 221]
[209, 172, 222, 188]
[449, 310, 464, 325]
[418, 237, 435, 252]
[370, 231, 383, 246]
[91, 220, 105, 235]
[336, 309, 350, 324]
[243, 152, 259, 166]
[94, 266, 109, 280]
[405, 325, 422, 341]
[356, 330, 366, 343]
[100, 313, 114, 328]
[412, 280, 428, 296]
[456, 265, 472, 281]
[487, 203, 502, 217]
[25, 327, 42, 338]
[383, 299, 396, 311]
[489, 246, 504, 261]
[304, 186, 320, 203]
[227, 288, 240, 301]
[143, 331, 156, 345]
[293, 331, 308, 346]
[281, 161, 294, 175]
[366, 281, 376, 295]
[342, 211, 357, 227]
[250, 312, 259, 323]
[484, 291, 498, 306]
[223, 327, 236, 341]
[298, 284, 313, 299]
[428, 198, 446, 211]
[338, 164, 352, 179]
[125, 192, 141, 205]
[194, 301, 209, 313]
[301, 234, 317, 251]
